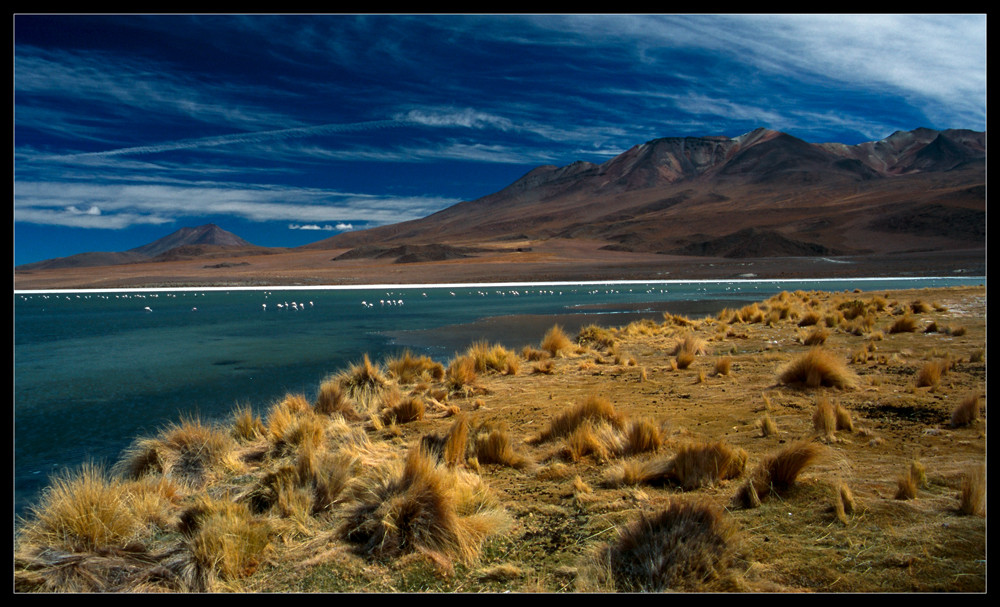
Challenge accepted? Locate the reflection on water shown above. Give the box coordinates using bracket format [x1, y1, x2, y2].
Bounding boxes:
[13, 277, 980, 514]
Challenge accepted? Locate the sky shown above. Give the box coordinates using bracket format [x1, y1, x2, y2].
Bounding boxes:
[13, 14, 987, 265]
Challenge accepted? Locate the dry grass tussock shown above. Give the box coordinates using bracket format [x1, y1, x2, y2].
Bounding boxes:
[586, 499, 738, 592]
[733, 440, 825, 508]
[386, 350, 445, 384]
[959, 464, 986, 516]
[777, 347, 857, 389]
[340, 446, 509, 568]
[532, 394, 623, 444]
[540, 324, 574, 357]
[115, 416, 236, 488]
[334, 354, 392, 414]
[951, 393, 982, 427]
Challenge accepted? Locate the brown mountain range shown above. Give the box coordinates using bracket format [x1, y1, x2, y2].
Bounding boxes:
[14, 127, 985, 289]
[308, 127, 984, 259]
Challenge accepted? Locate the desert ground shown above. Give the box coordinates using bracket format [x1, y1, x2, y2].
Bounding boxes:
[13, 283, 986, 593]
[12, 240, 987, 290]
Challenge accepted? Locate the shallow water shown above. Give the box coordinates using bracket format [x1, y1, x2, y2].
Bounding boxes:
[13, 277, 981, 515]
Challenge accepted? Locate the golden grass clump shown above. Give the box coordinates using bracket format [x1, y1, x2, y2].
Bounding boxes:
[540, 324, 574, 357]
[385, 350, 445, 384]
[833, 481, 856, 524]
[335, 354, 392, 413]
[888, 314, 919, 334]
[578, 324, 618, 349]
[231, 404, 265, 442]
[777, 347, 857, 389]
[733, 440, 824, 508]
[834, 403, 854, 432]
[381, 395, 426, 425]
[714, 356, 732, 376]
[266, 400, 326, 459]
[959, 464, 986, 516]
[116, 416, 236, 487]
[812, 397, 837, 440]
[445, 354, 478, 392]
[340, 446, 507, 568]
[802, 327, 830, 346]
[916, 358, 950, 388]
[421, 413, 471, 468]
[533, 394, 624, 444]
[472, 422, 533, 470]
[778, 346, 857, 389]
[18, 462, 148, 554]
[466, 341, 520, 375]
[179, 495, 274, 591]
[663, 441, 747, 490]
[758, 413, 779, 437]
[313, 378, 357, 419]
[592, 499, 738, 592]
[950, 393, 982, 427]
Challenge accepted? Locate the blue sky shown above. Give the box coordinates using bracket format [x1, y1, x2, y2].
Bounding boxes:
[14, 14, 987, 265]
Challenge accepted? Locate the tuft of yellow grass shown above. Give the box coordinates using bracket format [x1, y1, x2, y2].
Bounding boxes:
[758, 413, 778, 437]
[181, 495, 274, 590]
[734, 440, 825, 508]
[386, 350, 445, 384]
[540, 324, 574, 357]
[335, 354, 392, 413]
[533, 394, 624, 444]
[777, 347, 857, 389]
[314, 378, 358, 419]
[445, 354, 478, 391]
[950, 393, 982, 427]
[958, 463, 986, 516]
[116, 416, 236, 487]
[473, 422, 533, 470]
[231, 404, 265, 442]
[666, 441, 747, 490]
[888, 314, 918, 334]
[19, 462, 147, 553]
[916, 359, 949, 388]
[714, 356, 732, 376]
[340, 446, 508, 568]
[812, 397, 837, 440]
[833, 481, 856, 524]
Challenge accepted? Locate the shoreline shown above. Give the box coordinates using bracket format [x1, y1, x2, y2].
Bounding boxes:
[13, 273, 988, 295]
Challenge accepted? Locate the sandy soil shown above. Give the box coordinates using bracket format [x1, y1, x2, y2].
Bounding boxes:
[14, 285, 986, 592]
[13, 240, 986, 290]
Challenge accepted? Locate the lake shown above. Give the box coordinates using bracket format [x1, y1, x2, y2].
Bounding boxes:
[13, 276, 982, 516]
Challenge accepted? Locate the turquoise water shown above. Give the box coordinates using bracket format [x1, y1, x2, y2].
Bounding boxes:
[13, 277, 982, 515]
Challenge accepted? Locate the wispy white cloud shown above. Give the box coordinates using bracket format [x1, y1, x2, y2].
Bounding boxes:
[14, 180, 461, 229]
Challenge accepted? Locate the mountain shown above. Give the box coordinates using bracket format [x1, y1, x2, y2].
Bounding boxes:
[17, 224, 260, 271]
[306, 127, 985, 258]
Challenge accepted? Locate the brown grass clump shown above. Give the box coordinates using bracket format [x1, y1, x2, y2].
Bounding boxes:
[578, 324, 618, 350]
[381, 395, 426, 425]
[533, 394, 624, 444]
[888, 314, 919, 334]
[916, 359, 949, 388]
[950, 393, 982, 427]
[266, 401, 326, 459]
[472, 422, 533, 470]
[833, 481, 856, 524]
[802, 327, 830, 346]
[532, 359, 555, 375]
[812, 397, 837, 440]
[958, 464, 986, 516]
[834, 403, 854, 432]
[421, 413, 471, 468]
[777, 347, 857, 389]
[540, 324, 574, 357]
[664, 441, 747, 490]
[313, 378, 357, 419]
[758, 413, 778, 437]
[592, 499, 738, 591]
[341, 446, 507, 568]
[386, 350, 445, 384]
[895, 470, 918, 500]
[713, 356, 732, 376]
[734, 440, 825, 508]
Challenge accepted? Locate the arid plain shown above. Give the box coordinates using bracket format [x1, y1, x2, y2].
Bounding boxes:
[14, 283, 986, 592]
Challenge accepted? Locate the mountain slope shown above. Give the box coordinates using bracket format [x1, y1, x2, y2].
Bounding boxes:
[17, 224, 258, 271]
[305, 127, 985, 258]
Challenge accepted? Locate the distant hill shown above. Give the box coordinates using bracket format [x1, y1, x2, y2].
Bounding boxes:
[306, 127, 985, 259]
[17, 224, 260, 271]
